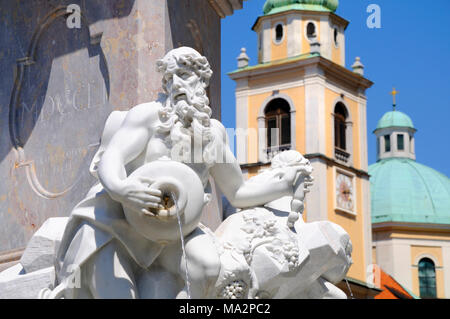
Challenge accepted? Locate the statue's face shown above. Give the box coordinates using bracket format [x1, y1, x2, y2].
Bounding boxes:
[157, 48, 212, 128]
[164, 63, 208, 125]
[165, 65, 202, 104]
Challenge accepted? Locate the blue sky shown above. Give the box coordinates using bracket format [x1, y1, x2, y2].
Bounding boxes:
[221, 0, 450, 177]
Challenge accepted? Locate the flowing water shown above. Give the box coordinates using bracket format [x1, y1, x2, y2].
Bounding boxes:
[344, 278, 354, 299]
[171, 191, 191, 299]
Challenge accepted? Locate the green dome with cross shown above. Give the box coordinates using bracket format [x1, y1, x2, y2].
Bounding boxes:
[369, 108, 450, 225]
[263, 0, 339, 15]
[376, 110, 415, 131]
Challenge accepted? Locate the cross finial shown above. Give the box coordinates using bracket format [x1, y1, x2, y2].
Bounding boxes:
[390, 87, 398, 110]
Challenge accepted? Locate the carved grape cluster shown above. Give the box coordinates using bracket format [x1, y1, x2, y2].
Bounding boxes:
[240, 214, 279, 264]
[262, 219, 277, 237]
[283, 241, 300, 270]
[219, 280, 247, 299]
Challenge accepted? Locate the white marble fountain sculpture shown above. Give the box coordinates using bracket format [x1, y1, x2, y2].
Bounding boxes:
[0, 47, 352, 299]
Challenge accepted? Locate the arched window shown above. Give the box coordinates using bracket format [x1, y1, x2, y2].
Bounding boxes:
[265, 98, 291, 151]
[306, 22, 316, 40]
[334, 103, 347, 150]
[275, 24, 283, 43]
[419, 258, 437, 298]
[333, 28, 339, 46]
[384, 135, 391, 152]
[377, 137, 380, 156]
[334, 103, 349, 162]
[397, 134, 404, 151]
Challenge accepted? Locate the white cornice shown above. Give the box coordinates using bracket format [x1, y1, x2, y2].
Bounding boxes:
[229, 56, 373, 93]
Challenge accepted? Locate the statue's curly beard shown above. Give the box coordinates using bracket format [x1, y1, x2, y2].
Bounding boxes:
[158, 86, 218, 166]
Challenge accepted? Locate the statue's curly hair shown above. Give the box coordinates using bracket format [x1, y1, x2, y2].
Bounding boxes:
[271, 150, 310, 169]
[156, 47, 213, 92]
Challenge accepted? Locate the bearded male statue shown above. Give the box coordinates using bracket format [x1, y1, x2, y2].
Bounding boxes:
[38, 47, 307, 299]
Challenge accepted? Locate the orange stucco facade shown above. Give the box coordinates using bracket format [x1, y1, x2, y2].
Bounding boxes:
[240, 79, 369, 282]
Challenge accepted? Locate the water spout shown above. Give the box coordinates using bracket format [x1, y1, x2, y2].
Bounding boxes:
[171, 191, 191, 299]
[344, 278, 354, 299]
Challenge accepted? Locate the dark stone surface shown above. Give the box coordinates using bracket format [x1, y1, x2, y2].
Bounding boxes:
[0, 0, 222, 253]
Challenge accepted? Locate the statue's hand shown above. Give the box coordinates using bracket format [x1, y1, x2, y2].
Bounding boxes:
[110, 176, 163, 216]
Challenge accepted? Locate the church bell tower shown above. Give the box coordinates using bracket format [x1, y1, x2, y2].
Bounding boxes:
[229, 0, 374, 285]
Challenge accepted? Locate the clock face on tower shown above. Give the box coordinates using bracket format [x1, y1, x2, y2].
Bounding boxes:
[336, 172, 354, 212]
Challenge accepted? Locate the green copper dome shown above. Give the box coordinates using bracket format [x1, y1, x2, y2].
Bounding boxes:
[263, 0, 339, 15]
[369, 158, 450, 225]
[376, 110, 415, 130]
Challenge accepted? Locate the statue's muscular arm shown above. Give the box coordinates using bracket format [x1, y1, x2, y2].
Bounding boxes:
[209, 120, 298, 209]
[97, 103, 163, 214]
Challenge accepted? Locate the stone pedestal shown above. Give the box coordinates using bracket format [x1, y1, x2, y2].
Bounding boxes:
[0, 0, 244, 259]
